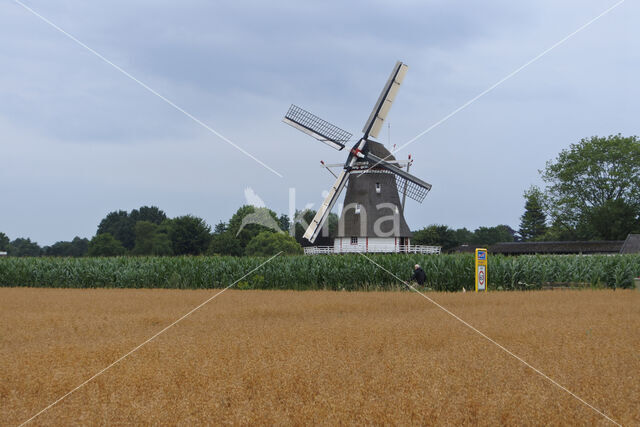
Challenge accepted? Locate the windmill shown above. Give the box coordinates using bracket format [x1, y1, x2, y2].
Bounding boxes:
[283, 61, 433, 253]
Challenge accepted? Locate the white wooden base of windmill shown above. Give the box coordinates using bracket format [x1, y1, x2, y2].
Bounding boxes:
[284, 61, 441, 256]
[303, 244, 441, 255]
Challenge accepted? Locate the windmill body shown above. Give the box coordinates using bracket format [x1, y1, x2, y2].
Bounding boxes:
[283, 61, 441, 255]
[334, 141, 413, 253]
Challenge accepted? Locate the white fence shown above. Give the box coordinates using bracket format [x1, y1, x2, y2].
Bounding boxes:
[0, 251, 7, 257]
[304, 245, 441, 255]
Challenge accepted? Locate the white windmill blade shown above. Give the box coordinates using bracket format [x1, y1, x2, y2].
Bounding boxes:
[303, 169, 349, 242]
[283, 104, 352, 151]
[362, 61, 408, 139]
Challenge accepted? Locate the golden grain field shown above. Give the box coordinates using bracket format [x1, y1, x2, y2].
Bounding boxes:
[1, 288, 638, 426]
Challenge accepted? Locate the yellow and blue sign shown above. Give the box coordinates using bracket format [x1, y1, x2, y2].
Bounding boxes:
[475, 248, 487, 292]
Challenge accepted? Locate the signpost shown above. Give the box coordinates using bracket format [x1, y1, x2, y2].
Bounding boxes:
[475, 248, 487, 292]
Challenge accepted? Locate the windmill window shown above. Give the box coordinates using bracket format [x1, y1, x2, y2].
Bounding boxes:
[355, 203, 361, 214]
[350, 236, 358, 245]
[375, 182, 381, 194]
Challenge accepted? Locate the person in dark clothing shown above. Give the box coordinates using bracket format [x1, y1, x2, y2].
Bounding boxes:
[411, 264, 426, 286]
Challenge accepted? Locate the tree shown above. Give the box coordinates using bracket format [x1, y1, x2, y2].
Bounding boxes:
[168, 215, 211, 255]
[412, 225, 480, 252]
[412, 225, 459, 251]
[130, 206, 167, 225]
[413, 226, 443, 246]
[69, 237, 90, 257]
[245, 231, 303, 256]
[213, 221, 228, 234]
[519, 186, 548, 241]
[451, 228, 474, 245]
[150, 233, 173, 255]
[0, 232, 10, 252]
[9, 238, 41, 257]
[208, 220, 243, 256]
[97, 206, 167, 250]
[579, 199, 640, 240]
[88, 233, 126, 256]
[472, 225, 515, 246]
[541, 134, 640, 239]
[132, 221, 156, 255]
[44, 237, 89, 257]
[97, 210, 135, 250]
[208, 232, 243, 256]
[293, 210, 337, 247]
[228, 205, 280, 251]
[131, 221, 172, 255]
[44, 241, 72, 256]
[278, 214, 291, 234]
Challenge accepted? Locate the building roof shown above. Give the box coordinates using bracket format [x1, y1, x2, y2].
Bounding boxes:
[620, 234, 640, 254]
[337, 141, 412, 238]
[453, 244, 486, 253]
[490, 240, 624, 255]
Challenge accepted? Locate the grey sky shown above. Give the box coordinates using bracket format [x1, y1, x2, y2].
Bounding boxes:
[1, 0, 637, 245]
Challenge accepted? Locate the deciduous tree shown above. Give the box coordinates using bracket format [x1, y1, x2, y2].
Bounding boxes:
[97, 210, 135, 249]
[88, 233, 126, 256]
[245, 231, 303, 256]
[228, 205, 280, 251]
[9, 238, 41, 257]
[168, 215, 211, 255]
[0, 232, 10, 252]
[473, 225, 516, 246]
[293, 210, 337, 247]
[208, 232, 243, 256]
[44, 237, 89, 257]
[132, 221, 173, 255]
[130, 206, 167, 225]
[541, 134, 640, 239]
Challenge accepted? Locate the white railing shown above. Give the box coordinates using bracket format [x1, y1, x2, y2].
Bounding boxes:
[304, 245, 441, 255]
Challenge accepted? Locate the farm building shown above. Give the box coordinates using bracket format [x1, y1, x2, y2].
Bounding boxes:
[453, 234, 640, 255]
[489, 241, 625, 255]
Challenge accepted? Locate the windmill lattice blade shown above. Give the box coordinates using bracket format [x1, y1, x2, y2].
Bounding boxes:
[283, 105, 351, 151]
[362, 61, 408, 139]
[365, 152, 431, 203]
[393, 174, 430, 203]
[303, 169, 349, 242]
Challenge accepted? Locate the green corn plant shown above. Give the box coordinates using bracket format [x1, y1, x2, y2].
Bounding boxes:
[1, 254, 639, 290]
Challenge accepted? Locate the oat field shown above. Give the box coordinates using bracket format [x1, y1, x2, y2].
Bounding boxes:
[1, 288, 638, 425]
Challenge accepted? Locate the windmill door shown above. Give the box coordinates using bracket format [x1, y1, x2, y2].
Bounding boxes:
[399, 237, 408, 252]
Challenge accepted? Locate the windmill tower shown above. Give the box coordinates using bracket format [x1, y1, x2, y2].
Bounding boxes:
[284, 61, 439, 254]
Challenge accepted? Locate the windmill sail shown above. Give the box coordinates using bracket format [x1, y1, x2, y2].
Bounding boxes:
[303, 169, 349, 242]
[362, 61, 408, 139]
[283, 104, 352, 151]
[365, 152, 431, 203]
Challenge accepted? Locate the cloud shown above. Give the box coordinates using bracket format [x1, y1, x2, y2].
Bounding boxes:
[1, 0, 638, 244]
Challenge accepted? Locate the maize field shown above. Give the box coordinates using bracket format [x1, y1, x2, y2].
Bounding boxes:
[0, 254, 638, 290]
